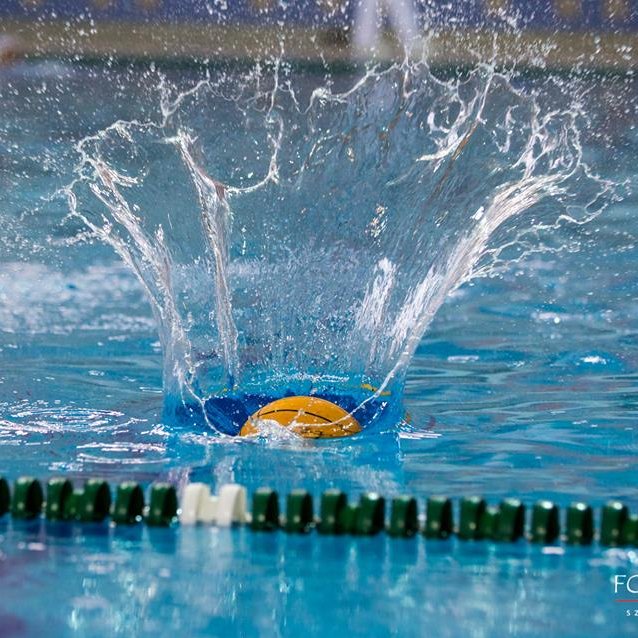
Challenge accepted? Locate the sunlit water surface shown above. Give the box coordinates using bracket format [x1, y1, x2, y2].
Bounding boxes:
[0, 61, 637, 637]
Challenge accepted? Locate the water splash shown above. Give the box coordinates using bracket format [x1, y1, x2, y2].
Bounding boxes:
[64, 59, 614, 435]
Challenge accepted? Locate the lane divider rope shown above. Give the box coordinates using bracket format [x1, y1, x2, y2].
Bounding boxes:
[1, 476, 636, 547]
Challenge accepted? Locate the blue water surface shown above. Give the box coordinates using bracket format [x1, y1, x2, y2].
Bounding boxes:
[1, 61, 638, 637]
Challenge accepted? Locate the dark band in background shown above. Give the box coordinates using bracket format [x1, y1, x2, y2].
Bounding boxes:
[0, 0, 636, 69]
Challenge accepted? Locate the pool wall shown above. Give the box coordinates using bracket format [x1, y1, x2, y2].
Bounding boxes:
[0, 0, 636, 69]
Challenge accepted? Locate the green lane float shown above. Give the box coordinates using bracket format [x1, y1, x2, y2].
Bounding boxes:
[600, 500, 629, 547]
[495, 499, 526, 542]
[251, 487, 280, 531]
[356, 493, 385, 535]
[285, 489, 314, 533]
[339, 502, 360, 534]
[621, 514, 638, 546]
[388, 496, 418, 538]
[12, 477, 43, 520]
[318, 489, 348, 534]
[77, 479, 112, 523]
[46, 478, 74, 521]
[0, 475, 636, 550]
[146, 483, 178, 527]
[424, 496, 453, 539]
[113, 482, 145, 525]
[566, 502, 594, 545]
[458, 497, 487, 540]
[0, 477, 10, 517]
[530, 500, 560, 544]
[478, 505, 499, 540]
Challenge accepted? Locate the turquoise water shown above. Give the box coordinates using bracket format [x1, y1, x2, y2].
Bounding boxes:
[1, 61, 638, 636]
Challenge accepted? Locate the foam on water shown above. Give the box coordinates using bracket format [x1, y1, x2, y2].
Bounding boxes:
[63, 58, 614, 435]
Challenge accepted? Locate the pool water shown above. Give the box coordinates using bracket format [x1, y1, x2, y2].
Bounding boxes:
[1, 61, 638, 637]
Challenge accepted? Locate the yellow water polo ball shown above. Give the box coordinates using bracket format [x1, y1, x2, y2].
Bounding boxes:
[240, 396, 362, 439]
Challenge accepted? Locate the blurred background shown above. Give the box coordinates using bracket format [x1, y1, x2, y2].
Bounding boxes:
[0, 0, 636, 69]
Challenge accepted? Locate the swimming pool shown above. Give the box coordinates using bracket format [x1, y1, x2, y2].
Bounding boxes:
[1, 60, 638, 637]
